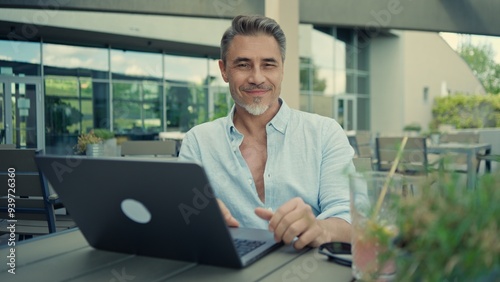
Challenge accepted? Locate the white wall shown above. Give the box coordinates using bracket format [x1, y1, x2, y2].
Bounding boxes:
[369, 32, 405, 136]
[402, 31, 485, 131]
[370, 30, 486, 136]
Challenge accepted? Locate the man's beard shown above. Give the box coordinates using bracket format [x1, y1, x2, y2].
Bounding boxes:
[233, 85, 272, 116]
[239, 97, 269, 115]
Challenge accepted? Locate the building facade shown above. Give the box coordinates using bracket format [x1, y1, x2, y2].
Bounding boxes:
[0, 7, 483, 153]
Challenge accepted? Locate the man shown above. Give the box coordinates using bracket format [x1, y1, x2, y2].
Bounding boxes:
[178, 15, 354, 250]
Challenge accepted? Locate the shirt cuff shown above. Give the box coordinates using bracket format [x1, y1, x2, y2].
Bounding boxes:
[316, 209, 351, 224]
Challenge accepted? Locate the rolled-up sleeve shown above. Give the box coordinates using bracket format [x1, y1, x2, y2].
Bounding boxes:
[316, 120, 355, 223]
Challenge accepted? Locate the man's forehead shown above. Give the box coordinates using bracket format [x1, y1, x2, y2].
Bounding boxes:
[227, 34, 281, 59]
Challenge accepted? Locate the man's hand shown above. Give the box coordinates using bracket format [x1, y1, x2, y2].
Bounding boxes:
[217, 199, 240, 227]
[255, 197, 351, 250]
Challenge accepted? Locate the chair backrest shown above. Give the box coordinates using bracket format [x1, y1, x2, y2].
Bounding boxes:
[355, 131, 373, 158]
[0, 144, 16, 149]
[440, 132, 479, 144]
[375, 137, 429, 174]
[121, 140, 177, 157]
[0, 149, 57, 233]
[353, 157, 373, 172]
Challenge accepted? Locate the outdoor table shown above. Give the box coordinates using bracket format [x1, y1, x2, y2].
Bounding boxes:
[0, 228, 352, 281]
[427, 143, 492, 190]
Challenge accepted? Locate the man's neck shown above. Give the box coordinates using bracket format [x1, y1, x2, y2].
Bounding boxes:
[233, 100, 281, 136]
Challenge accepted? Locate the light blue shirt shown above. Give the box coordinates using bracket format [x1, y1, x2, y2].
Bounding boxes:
[178, 99, 355, 229]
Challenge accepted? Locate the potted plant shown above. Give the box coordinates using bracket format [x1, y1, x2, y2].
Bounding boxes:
[403, 123, 422, 136]
[92, 128, 115, 140]
[92, 128, 118, 156]
[386, 172, 500, 281]
[75, 131, 103, 156]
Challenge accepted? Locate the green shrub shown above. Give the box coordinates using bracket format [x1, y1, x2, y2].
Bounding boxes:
[92, 128, 115, 140]
[432, 94, 500, 128]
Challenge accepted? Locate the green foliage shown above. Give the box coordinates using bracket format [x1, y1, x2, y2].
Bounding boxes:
[92, 128, 115, 140]
[300, 57, 327, 92]
[458, 42, 500, 95]
[393, 172, 500, 281]
[45, 97, 83, 134]
[403, 123, 422, 132]
[432, 94, 500, 128]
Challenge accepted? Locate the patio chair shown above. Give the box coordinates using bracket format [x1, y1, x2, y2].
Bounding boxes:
[352, 157, 373, 172]
[349, 131, 373, 159]
[477, 154, 500, 173]
[0, 144, 16, 149]
[0, 149, 75, 240]
[375, 137, 436, 194]
[121, 140, 177, 158]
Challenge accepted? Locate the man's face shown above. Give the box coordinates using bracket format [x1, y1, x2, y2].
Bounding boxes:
[219, 34, 284, 116]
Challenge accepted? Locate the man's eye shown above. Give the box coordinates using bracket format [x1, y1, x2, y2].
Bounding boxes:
[238, 63, 249, 68]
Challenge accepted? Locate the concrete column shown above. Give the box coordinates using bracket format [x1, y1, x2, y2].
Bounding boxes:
[265, 0, 300, 109]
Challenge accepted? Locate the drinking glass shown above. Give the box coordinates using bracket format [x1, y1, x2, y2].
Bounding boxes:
[350, 171, 403, 281]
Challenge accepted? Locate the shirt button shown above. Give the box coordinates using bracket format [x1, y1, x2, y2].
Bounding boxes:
[248, 178, 252, 185]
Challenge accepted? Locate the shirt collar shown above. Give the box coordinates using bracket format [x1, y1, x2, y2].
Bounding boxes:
[268, 98, 289, 134]
[225, 98, 290, 135]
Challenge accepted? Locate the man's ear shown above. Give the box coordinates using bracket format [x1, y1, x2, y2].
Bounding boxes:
[218, 59, 228, 82]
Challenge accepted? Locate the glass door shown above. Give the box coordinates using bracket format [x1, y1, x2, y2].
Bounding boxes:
[335, 96, 356, 131]
[0, 76, 43, 150]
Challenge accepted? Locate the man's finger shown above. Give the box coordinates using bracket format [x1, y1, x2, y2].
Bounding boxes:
[254, 207, 274, 221]
[217, 199, 240, 227]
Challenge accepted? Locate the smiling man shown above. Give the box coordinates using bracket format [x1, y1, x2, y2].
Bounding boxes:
[178, 15, 354, 250]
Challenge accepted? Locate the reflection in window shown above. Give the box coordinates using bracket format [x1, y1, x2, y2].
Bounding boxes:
[112, 81, 162, 135]
[0, 40, 41, 76]
[300, 26, 370, 131]
[44, 43, 108, 72]
[44, 77, 92, 136]
[111, 50, 161, 80]
[165, 55, 208, 84]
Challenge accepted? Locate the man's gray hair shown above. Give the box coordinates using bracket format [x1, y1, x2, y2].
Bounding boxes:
[220, 15, 286, 63]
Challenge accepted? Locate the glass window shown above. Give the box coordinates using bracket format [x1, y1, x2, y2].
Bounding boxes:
[312, 28, 334, 69]
[43, 43, 108, 74]
[0, 40, 41, 76]
[112, 81, 162, 134]
[310, 29, 334, 95]
[44, 76, 91, 135]
[357, 97, 370, 130]
[300, 58, 314, 91]
[346, 72, 356, 94]
[334, 40, 346, 70]
[111, 50, 161, 81]
[164, 55, 215, 131]
[164, 54, 208, 84]
[113, 82, 142, 133]
[357, 42, 369, 71]
[357, 75, 369, 95]
[92, 81, 110, 129]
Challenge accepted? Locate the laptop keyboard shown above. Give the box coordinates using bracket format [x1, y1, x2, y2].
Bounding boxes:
[234, 239, 266, 257]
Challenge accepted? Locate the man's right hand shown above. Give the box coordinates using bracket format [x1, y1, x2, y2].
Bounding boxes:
[217, 199, 240, 227]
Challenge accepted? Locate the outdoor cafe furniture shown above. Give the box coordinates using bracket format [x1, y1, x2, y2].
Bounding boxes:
[0, 228, 351, 281]
[427, 143, 492, 190]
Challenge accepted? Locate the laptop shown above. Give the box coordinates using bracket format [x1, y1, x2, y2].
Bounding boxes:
[35, 155, 282, 268]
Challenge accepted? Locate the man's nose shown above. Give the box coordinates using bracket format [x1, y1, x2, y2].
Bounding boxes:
[248, 67, 265, 85]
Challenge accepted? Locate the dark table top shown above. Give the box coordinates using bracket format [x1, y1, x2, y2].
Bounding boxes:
[0, 228, 352, 281]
